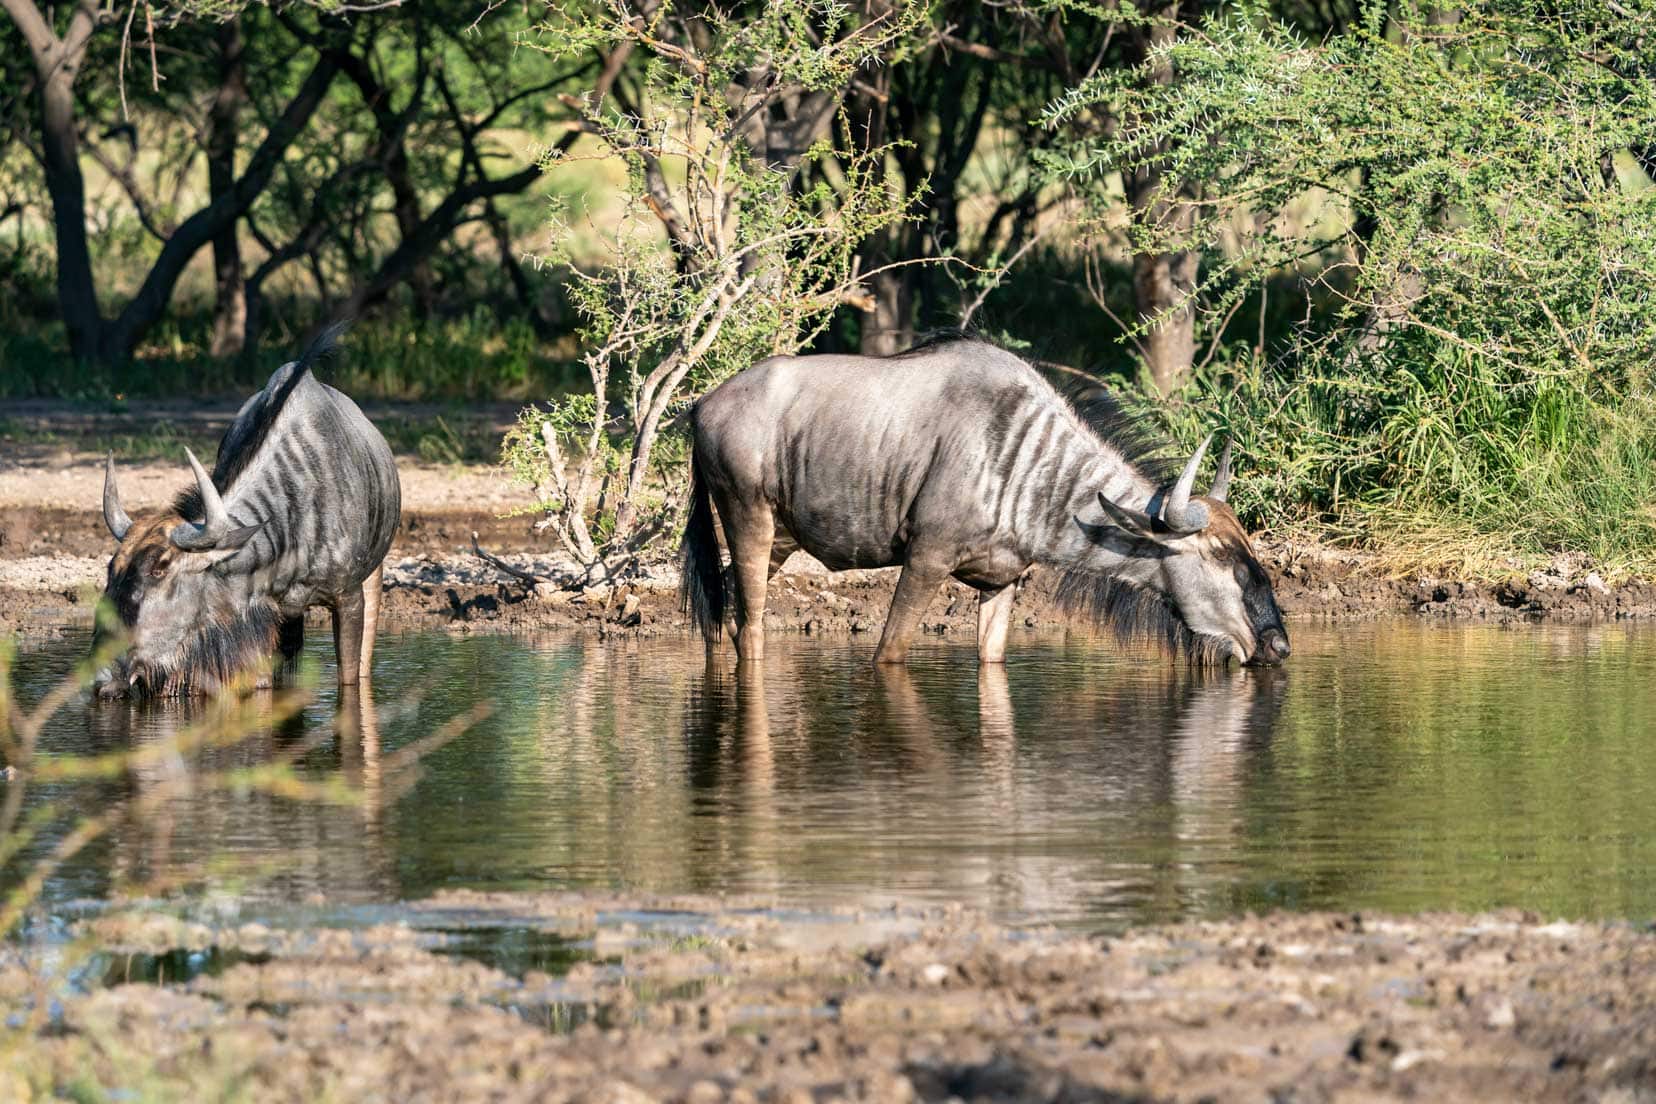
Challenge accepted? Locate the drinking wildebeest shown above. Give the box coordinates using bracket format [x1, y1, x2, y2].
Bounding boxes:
[94, 325, 400, 697]
[681, 337, 1289, 667]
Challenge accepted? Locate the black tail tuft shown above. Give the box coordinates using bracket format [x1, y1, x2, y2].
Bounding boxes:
[681, 448, 725, 645]
[300, 319, 352, 375]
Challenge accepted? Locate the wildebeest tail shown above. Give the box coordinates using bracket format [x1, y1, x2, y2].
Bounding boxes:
[681, 449, 725, 644]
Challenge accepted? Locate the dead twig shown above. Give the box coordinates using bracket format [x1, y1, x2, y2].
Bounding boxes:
[471, 531, 544, 587]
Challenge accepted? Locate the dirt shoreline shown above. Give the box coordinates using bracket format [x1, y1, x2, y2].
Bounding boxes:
[4, 895, 1654, 1102]
[5, 452, 1656, 638]
[4, 503, 1654, 640]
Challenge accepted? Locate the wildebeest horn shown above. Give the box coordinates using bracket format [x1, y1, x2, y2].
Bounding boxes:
[169, 448, 259, 551]
[103, 453, 132, 542]
[1210, 437, 1233, 503]
[1160, 434, 1213, 533]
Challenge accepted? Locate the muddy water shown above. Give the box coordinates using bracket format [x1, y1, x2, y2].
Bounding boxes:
[8, 621, 1656, 931]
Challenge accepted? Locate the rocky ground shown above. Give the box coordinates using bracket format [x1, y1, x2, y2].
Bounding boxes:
[2, 894, 1653, 1103]
[4, 449, 1654, 640]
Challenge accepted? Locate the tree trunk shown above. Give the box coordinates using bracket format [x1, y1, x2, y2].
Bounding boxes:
[19, 1, 102, 360]
[1124, 2, 1201, 397]
[102, 52, 341, 359]
[860, 258, 913, 356]
[1128, 234, 1199, 396]
[847, 71, 913, 356]
[207, 20, 247, 358]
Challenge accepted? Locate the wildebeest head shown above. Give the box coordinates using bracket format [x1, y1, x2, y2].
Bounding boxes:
[93, 450, 275, 698]
[1071, 437, 1291, 667]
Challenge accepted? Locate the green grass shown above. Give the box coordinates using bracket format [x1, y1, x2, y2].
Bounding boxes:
[0, 310, 586, 403]
[1152, 343, 1656, 577]
[0, 416, 222, 464]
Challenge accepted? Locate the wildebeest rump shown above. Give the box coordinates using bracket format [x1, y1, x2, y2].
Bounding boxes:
[681, 338, 1289, 666]
[95, 325, 401, 697]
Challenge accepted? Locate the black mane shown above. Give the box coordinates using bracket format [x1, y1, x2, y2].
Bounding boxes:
[1064, 387, 1181, 486]
[1052, 571, 1232, 667]
[892, 332, 1183, 485]
[139, 598, 282, 697]
[173, 322, 348, 520]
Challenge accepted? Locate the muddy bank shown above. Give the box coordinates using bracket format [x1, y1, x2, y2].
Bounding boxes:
[5, 520, 1655, 639]
[4, 895, 1653, 1102]
[5, 449, 1655, 637]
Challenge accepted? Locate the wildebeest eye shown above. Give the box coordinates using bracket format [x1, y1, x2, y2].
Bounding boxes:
[147, 558, 168, 579]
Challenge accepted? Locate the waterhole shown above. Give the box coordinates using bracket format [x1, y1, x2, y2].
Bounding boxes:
[7, 621, 1656, 934]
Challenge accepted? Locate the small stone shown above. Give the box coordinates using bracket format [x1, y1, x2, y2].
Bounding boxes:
[1485, 998, 1516, 1029]
[684, 1080, 724, 1104]
[1391, 1048, 1435, 1072]
[922, 962, 950, 985]
[1585, 572, 1608, 594]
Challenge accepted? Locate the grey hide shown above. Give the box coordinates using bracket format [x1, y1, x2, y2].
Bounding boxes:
[95, 325, 401, 697]
[681, 338, 1289, 667]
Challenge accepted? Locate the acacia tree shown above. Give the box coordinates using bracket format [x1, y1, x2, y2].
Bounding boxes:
[1045, 0, 1656, 556]
[503, 0, 923, 574]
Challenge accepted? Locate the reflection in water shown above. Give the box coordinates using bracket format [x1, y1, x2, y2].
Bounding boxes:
[8, 622, 1656, 930]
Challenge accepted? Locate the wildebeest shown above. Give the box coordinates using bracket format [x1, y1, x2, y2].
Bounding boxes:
[94, 325, 400, 697]
[681, 337, 1290, 667]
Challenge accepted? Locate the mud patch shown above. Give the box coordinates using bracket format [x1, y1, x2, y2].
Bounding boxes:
[5, 895, 1655, 1102]
[8, 535, 1656, 641]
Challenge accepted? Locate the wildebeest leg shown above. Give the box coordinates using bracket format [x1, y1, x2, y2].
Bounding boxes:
[766, 528, 800, 580]
[278, 616, 305, 665]
[715, 496, 775, 662]
[977, 584, 1016, 664]
[256, 615, 305, 688]
[358, 563, 383, 682]
[332, 587, 365, 687]
[873, 553, 950, 665]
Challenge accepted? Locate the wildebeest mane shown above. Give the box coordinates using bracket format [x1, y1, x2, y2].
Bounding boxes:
[888, 333, 1183, 485]
[1052, 570, 1232, 667]
[1064, 387, 1182, 486]
[172, 321, 349, 521]
[136, 599, 281, 697]
[887, 327, 985, 357]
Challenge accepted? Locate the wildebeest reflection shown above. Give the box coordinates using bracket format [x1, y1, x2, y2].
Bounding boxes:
[682, 648, 1284, 919]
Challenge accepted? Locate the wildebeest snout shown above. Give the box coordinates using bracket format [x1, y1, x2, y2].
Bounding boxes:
[1251, 627, 1291, 666]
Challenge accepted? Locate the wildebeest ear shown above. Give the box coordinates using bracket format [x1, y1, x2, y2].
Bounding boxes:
[214, 523, 263, 551]
[1075, 515, 1172, 559]
[1097, 493, 1157, 535]
[169, 520, 261, 553]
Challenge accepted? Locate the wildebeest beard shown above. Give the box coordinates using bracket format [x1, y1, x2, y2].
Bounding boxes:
[1052, 569, 1233, 667]
[119, 600, 282, 698]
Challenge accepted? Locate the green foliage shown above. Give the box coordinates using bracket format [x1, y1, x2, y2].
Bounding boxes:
[506, 0, 924, 569]
[1047, 0, 1656, 568]
[0, 312, 580, 402]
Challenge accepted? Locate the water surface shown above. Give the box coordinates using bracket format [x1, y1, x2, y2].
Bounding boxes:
[8, 622, 1656, 931]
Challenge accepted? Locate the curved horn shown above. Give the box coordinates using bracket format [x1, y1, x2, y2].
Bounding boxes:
[169, 448, 231, 551]
[1210, 436, 1233, 503]
[102, 453, 132, 542]
[1160, 434, 1213, 533]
